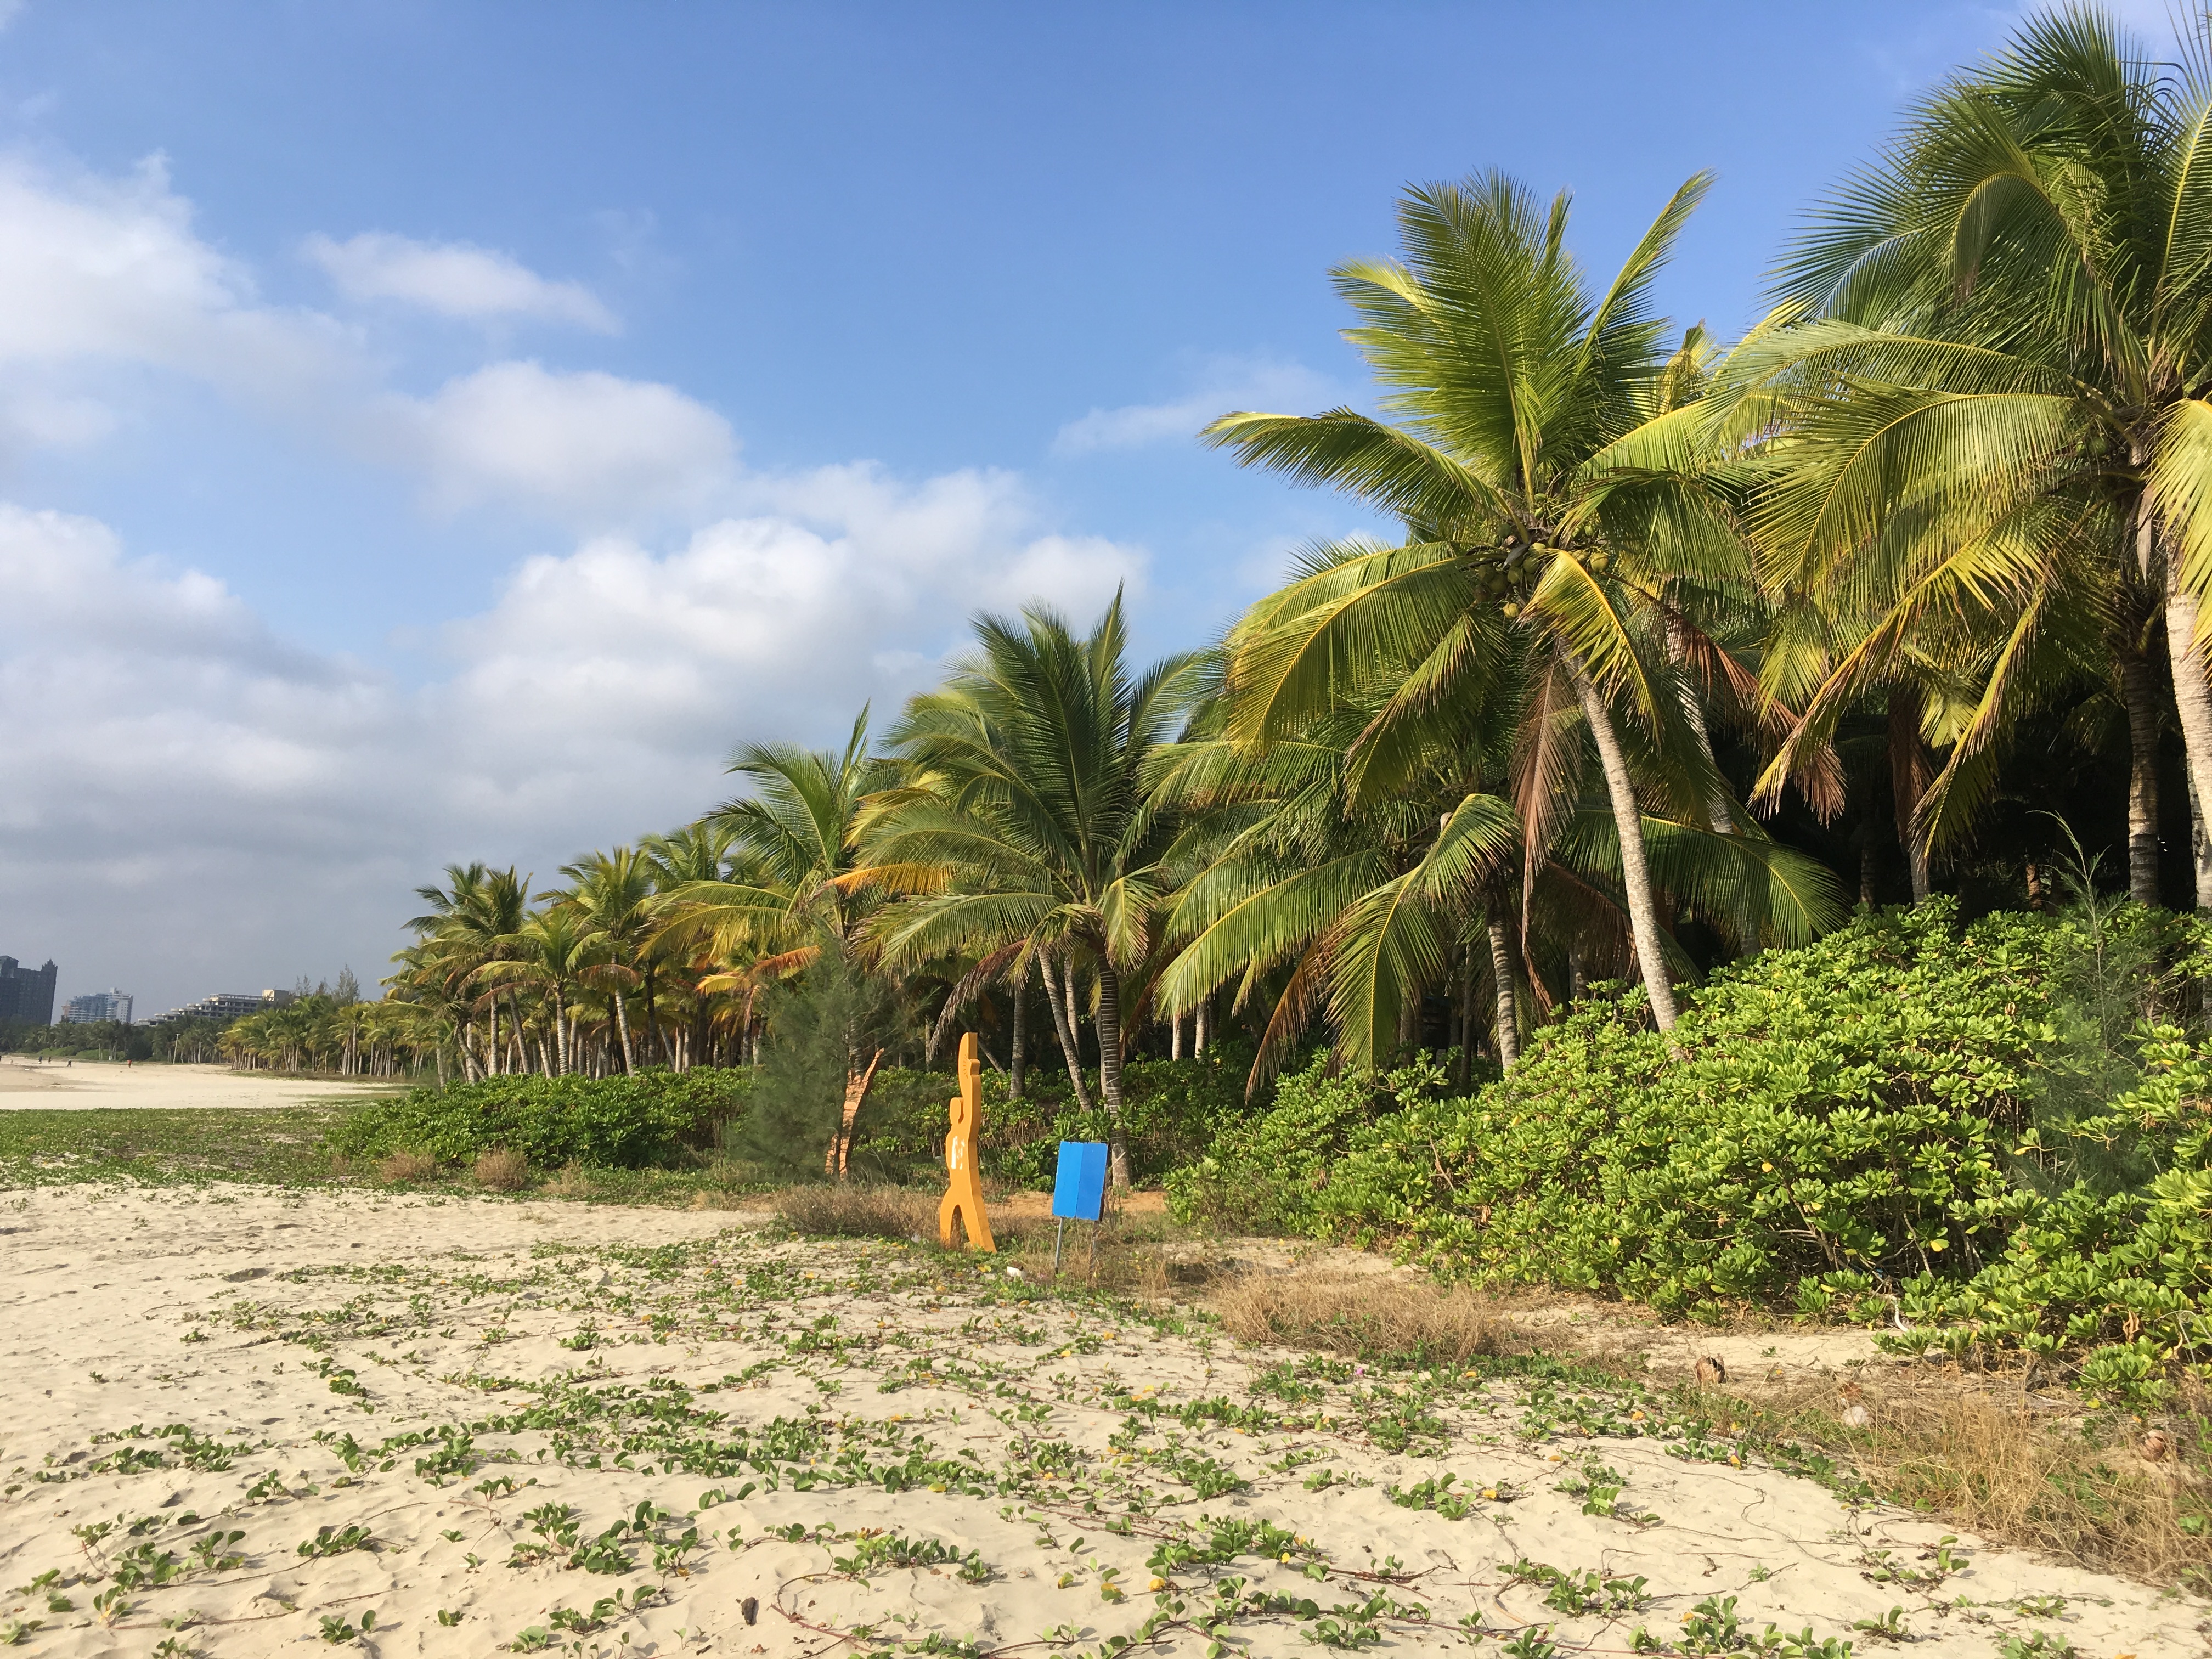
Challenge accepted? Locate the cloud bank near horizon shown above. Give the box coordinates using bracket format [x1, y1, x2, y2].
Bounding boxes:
[0, 150, 1148, 1012]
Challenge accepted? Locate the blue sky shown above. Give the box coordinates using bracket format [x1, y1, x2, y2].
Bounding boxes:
[0, 1, 2155, 1012]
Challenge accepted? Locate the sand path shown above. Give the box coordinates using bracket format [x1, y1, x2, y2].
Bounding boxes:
[0, 1187, 2197, 1657]
[0, 1060, 395, 1110]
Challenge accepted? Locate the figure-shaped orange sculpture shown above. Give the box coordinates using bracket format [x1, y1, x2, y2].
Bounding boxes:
[938, 1032, 996, 1252]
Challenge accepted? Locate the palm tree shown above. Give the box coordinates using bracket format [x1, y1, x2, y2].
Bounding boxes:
[1202, 170, 1760, 1034]
[1153, 611, 1839, 1089]
[642, 820, 744, 1069]
[1735, 6, 2212, 907]
[651, 714, 891, 979]
[553, 849, 664, 1073]
[859, 596, 1203, 1186]
[470, 909, 597, 1075]
[406, 864, 529, 1079]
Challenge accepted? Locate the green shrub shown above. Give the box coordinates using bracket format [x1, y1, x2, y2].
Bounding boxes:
[1167, 900, 2212, 1387]
[328, 1068, 753, 1171]
[845, 1056, 1256, 1188]
[337, 1051, 1254, 1188]
[1877, 1023, 2212, 1397]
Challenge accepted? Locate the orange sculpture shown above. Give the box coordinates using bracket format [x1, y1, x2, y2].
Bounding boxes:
[938, 1032, 996, 1252]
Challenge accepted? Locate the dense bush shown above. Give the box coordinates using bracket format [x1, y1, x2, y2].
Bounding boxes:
[1169, 901, 2212, 1393]
[327, 1048, 1252, 1190]
[330, 1068, 753, 1170]
[1880, 1025, 2212, 1396]
[843, 1055, 1257, 1188]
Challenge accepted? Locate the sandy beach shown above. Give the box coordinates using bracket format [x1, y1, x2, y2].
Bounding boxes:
[0, 1186, 2196, 1657]
[0, 1061, 397, 1111]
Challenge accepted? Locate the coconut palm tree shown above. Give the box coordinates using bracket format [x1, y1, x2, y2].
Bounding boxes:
[857, 595, 1203, 1186]
[405, 864, 531, 1078]
[1153, 606, 1841, 1089]
[652, 713, 891, 977]
[470, 909, 598, 1075]
[1734, 5, 2212, 907]
[1201, 170, 1761, 1034]
[554, 849, 663, 1073]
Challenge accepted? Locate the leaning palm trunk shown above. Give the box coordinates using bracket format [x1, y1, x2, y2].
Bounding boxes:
[2163, 550, 2212, 910]
[829, 1048, 884, 1178]
[1485, 915, 1520, 1071]
[1041, 953, 1097, 1111]
[612, 994, 636, 1074]
[1570, 662, 1683, 1036]
[1094, 959, 1132, 1189]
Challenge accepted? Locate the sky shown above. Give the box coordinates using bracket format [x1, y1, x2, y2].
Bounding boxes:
[0, 0, 2179, 1015]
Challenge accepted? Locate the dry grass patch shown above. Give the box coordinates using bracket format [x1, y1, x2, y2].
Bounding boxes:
[772, 1182, 936, 1239]
[472, 1147, 528, 1191]
[545, 1160, 594, 1199]
[375, 1149, 436, 1184]
[1706, 1374, 2212, 1591]
[1211, 1272, 1514, 1367]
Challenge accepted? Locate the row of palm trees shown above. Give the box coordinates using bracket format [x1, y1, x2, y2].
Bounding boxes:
[373, 10, 2212, 1182]
[219, 994, 441, 1077]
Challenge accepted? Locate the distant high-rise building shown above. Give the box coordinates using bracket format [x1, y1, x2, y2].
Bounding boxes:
[60, 989, 134, 1026]
[0, 956, 58, 1026]
[146, 988, 296, 1024]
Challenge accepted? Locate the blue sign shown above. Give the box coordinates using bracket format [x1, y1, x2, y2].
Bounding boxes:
[1051, 1141, 1109, 1222]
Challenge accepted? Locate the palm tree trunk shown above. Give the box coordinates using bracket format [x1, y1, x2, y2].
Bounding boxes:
[1041, 953, 1097, 1111]
[612, 992, 635, 1074]
[1569, 662, 1683, 1035]
[1008, 961, 1028, 1101]
[2117, 634, 2163, 906]
[1887, 685, 1933, 903]
[831, 1048, 884, 1177]
[2163, 551, 2212, 909]
[1454, 945, 1474, 1088]
[1095, 958, 1131, 1189]
[1486, 914, 1521, 1072]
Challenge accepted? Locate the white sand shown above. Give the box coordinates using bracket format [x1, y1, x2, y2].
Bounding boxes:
[0, 1186, 2198, 1657]
[0, 1060, 396, 1110]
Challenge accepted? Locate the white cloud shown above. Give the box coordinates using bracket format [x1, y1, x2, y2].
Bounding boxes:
[303, 231, 618, 331]
[0, 144, 1156, 1009]
[0, 153, 356, 408]
[387, 360, 738, 526]
[0, 153, 703, 527]
[1053, 356, 1337, 455]
[0, 473, 1147, 1012]
[444, 462, 1147, 751]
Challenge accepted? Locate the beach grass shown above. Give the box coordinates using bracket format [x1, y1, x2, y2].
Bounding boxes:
[0, 1105, 351, 1186]
[0, 1105, 771, 1202]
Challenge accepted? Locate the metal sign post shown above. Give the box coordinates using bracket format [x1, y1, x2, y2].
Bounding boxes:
[1049, 1140, 1109, 1279]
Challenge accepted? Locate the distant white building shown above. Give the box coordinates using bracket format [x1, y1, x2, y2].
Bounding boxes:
[59, 989, 133, 1025]
[148, 988, 295, 1025]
